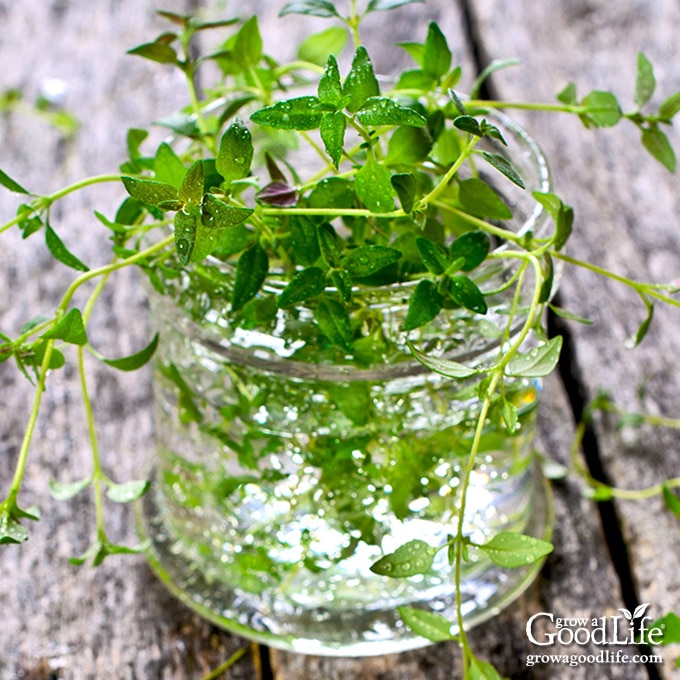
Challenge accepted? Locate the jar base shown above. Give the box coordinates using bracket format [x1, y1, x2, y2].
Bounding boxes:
[137, 465, 553, 657]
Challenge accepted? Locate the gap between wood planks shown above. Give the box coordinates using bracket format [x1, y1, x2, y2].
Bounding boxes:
[457, 2, 663, 678]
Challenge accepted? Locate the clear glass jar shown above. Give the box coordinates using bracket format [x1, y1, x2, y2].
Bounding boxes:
[138, 111, 554, 656]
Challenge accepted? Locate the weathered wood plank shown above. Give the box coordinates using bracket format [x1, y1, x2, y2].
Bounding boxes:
[469, 0, 680, 675]
[0, 0, 674, 678]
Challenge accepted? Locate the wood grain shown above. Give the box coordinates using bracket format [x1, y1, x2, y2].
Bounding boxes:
[0, 1, 676, 678]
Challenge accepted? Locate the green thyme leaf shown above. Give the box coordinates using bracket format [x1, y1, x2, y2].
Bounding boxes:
[391, 172, 417, 213]
[659, 90, 680, 121]
[625, 296, 654, 348]
[320, 111, 346, 169]
[341, 245, 401, 278]
[298, 27, 348, 66]
[174, 211, 197, 265]
[318, 54, 343, 107]
[448, 275, 488, 314]
[476, 532, 554, 568]
[101, 332, 159, 371]
[423, 22, 451, 80]
[314, 298, 352, 350]
[662, 483, 680, 518]
[370, 539, 437, 577]
[356, 97, 427, 127]
[233, 16, 262, 68]
[386, 126, 433, 165]
[127, 40, 178, 65]
[355, 158, 396, 213]
[459, 178, 512, 220]
[122, 176, 179, 208]
[0, 168, 30, 194]
[469, 656, 504, 680]
[329, 268, 353, 302]
[478, 151, 525, 189]
[45, 222, 89, 272]
[250, 96, 325, 130]
[404, 280, 443, 331]
[408, 340, 478, 378]
[318, 222, 342, 267]
[201, 194, 254, 230]
[506, 336, 563, 378]
[557, 82, 577, 105]
[343, 46, 380, 113]
[641, 126, 676, 172]
[179, 160, 204, 209]
[449, 231, 490, 272]
[453, 114, 483, 137]
[416, 237, 449, 275]
[581, 90, 622, 127]
[154, 142, 186, 188]
[367, 0, 425, 10]
[634, 52, 656, 109]
[106, 480, 151, 503]
[217, 118, 253, 184]
[397, 606, 455, 642]
[232, 242, 268, 312]
[278, 267, 327, 307]
[42, 308, 88, 346]
[279, 0, 340, 18]
[49, 477, 92, 501]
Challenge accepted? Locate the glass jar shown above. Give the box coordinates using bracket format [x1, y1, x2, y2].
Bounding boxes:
[138, 110, 554, 656]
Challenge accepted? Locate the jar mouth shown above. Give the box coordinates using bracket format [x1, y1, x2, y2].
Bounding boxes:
[151, 109, 554, 379]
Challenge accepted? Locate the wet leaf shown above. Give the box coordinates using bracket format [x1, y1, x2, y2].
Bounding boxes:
[448, 275, 488, 314]
[449, 231, 490, 272]
[278, 267, 327, 307]
[232, 243, 268, 312]
[343, 46, 380, 113]
[250, 96, 325, 130]
[122, 176, 179, 208]
[506, 336, 563, 378]
[174, 210, 197, 265]
[341, 245, 401, 278]
[477, 532, 554, 569]
[314, 297, 352, 350]
[355, 158, 396, 213]
[318, 54, 343, 107]
[397, 606, 455, 642]
[356, 97, 426, 127]
[404, 280, 443, 331]
[408, 340, 478, 378]
[320, 111, 346, 168]
[217, 118, 254, 184]
[416, 237, 449, 275]
[370, 539, 437, 577]
[201, 193, 254, 229]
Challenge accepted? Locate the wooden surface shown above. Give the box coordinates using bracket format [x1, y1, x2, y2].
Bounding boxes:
[0, 1, 678, 678]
